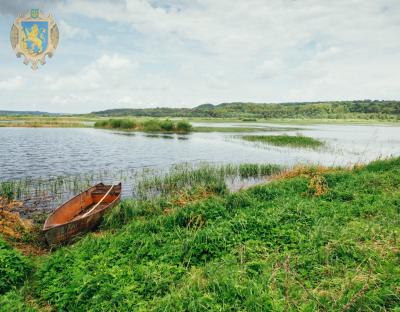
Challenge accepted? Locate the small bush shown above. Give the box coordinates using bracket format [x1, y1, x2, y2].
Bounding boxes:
[176, 120, 192, 133]
[160, 119, 175, 132]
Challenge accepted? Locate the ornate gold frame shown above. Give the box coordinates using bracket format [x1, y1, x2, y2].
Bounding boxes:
[10, 10, 59, 70]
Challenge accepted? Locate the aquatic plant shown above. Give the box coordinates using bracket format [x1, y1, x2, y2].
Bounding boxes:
[242, 134, 324, 148]
[160, 119, 174, 131]
[0, 163, 282, 220]
[94, 118, 193, 133]
[176, 120, 192, 132]
[0, 182, 14, 200]
[134, 163, 281, 200]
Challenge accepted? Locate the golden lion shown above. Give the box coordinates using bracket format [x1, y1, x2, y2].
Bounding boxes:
[21, 24, 45, 54]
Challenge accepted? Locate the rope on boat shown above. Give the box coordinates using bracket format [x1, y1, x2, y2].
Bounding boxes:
[81, 183, 116, 218]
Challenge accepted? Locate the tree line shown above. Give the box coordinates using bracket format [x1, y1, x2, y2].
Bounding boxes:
[92, 100, 400, 120]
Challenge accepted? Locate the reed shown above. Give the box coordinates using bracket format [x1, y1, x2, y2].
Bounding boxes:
[94, 118, 193, 133]
[242, 134, 324, 148]
[0, 163, 282, 219]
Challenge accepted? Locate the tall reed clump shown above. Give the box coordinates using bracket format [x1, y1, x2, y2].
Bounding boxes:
[134, 163, 282, 200]
[94, 118, 192, 133]
[0, 182, 15, 201]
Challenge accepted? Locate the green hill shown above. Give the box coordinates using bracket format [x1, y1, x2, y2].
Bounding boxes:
[1, 157, 400, 311]
[92, 100, 400, 120]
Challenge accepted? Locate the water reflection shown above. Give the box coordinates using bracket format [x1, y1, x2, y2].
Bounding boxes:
[0, 123, 399, 182]
[144, 133, 176, 139]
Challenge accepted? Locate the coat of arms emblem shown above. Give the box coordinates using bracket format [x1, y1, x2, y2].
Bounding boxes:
[10, 9, 59, 70]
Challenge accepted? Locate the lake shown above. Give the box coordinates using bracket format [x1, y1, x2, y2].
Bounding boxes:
[1, 122, 399, 213]
[1, 123, 400, 181]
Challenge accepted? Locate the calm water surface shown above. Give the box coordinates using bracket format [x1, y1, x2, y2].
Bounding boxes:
[1, 123, 400, 181]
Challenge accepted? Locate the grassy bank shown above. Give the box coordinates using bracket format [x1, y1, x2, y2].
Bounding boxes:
[1, 157, 400, 311]
[0, 116, 91, 128]
[94, 118, 192, 133]
[243, 134, 324, 148]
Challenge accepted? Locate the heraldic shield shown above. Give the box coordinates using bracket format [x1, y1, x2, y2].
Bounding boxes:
[10, 9, 59, 70]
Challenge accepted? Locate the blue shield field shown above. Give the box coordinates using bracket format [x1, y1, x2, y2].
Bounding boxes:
[21, 21, 49, 54]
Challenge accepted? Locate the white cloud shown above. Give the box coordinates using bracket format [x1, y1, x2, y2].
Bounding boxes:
[117, 96, 134, 105]
[59, 20, 90, 38]
[1, 0, 400, 113]
[96, 34, 112, 45]
[95, 54, 133, 70]
[257, 59, 285, 79]
[0, 76, 23, 90]
[49, 54, 138, 92]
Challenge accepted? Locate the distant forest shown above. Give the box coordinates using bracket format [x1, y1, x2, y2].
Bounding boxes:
[92, 100, 400, 120]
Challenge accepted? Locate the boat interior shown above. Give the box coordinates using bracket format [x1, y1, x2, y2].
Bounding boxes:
[43, 183, 121, 229]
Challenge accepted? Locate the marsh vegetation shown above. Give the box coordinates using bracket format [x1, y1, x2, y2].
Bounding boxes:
[1, 157, 399, 311]
[94, 118, 193, 133]
[0, 163, 282, 217]
[1, 110, 400, 311]
[242, 134, 324, 148]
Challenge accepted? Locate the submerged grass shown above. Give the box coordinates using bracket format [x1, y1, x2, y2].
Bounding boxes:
[2, 157, 400, 311]
[243, 134, 324, 148]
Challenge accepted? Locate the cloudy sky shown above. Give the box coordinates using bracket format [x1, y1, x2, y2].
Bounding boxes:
[0, 0, 399, 113]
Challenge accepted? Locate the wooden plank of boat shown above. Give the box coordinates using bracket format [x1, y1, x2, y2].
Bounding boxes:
[43, 183, 122, 245]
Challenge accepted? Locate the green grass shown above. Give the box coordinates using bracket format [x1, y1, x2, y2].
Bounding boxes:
[0, 238, 32, 295]
[2, 158, 400, 311]
[0, 290, 36, 312]
[242, 134, 324, 148]
[95, 118, 193, 133]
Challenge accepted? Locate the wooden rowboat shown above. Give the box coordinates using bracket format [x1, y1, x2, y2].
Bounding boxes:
[43, 183, 121, 245]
